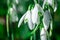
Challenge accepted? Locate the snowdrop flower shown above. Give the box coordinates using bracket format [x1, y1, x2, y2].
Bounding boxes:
[31, 4, 40, 24]
[47, 0, 53, 6]
[43, 0, 53, 8]
[9, 7, 18, 22]
[18, 3, 44, 30]
[43, 0, 57, 12]
[40, 28, 47, 40]
[18, 10, 34, 30]
[40, 10, 52, 40]
[31, 3, 44, 25]
[25, 10, 34, 30]
[43, 10, 52, 31]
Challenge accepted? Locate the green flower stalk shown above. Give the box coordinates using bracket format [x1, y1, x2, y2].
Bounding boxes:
[6, 13, 9, 40]
[18, 10, 34, 30]
[7, 0, 10, 40]
[7, 0, 19, 40]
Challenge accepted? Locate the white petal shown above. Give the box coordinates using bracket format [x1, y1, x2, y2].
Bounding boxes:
[16, 0, 19, 4]
[42, 0, 46, 9]
[40, 28, 47, 40]
[37, 4, 44, 15]
[25, 10, 34, 30]
[43, 10, 51, 30]
[9, 8, 13, 14]
[48, 0, 52, 5]
[13, 4, 16, 10]
[40, 35, 47, 40]
[43, 0, 54, 9]
[32, 4, 39, 24]
[54, 3, 57, 12]
[18, 13, 26, 28]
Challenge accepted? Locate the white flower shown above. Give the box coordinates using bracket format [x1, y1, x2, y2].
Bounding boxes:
[24, 10, 34, 30]
[18, 10, 34, 30]
[43, 0, 54, 9]
[43, 0, 57, 12]
[43, 10, 52, 31]
[47, 0, 52, 5]
[9, 7, 18, 22]
[31, 4, 39, 24]
[31, 4, 44, 25]
[40, 28, 47, 40]
[18, 4, 44, 30]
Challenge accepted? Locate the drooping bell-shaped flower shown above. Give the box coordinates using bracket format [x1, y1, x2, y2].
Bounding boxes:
[43, 10, 52, 31]
[43, 0, 57, 12]
[18, 10, 34, 30]
[24, 10, 34, 30]
[43, 0, 53, 8]
[31, 3, 44, 25]
[31, 4, 39, 24]
[9, 7, 18, 22]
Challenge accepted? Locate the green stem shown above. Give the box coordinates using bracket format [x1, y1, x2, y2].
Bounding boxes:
[50, 20, 53, 36]
[33, 33, 36, 40]
[31, 24, 38, 35]
[30, 24, 38, 40]
[34, 0, 38, 4]
[30, 36, 33, 40]
[6, 14, 9, 40]
[7, 0, 10, 39]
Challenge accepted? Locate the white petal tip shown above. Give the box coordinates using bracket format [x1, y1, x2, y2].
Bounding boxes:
[18, 25, 20, 28]
[18, 23, 21, 28]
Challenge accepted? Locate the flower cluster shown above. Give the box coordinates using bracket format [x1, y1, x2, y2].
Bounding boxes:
[18, 0, 57, 40]
[18, 3, 44, 30]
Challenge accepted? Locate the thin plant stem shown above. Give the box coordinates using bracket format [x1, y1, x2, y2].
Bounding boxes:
[33, 33, 36, 40]
[31, 24, 38, 35]
[30, 36, 33, 40]
[7, 0, 10, 40]
[30, 24, 38, 40]
[6, 14, 9, 40]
